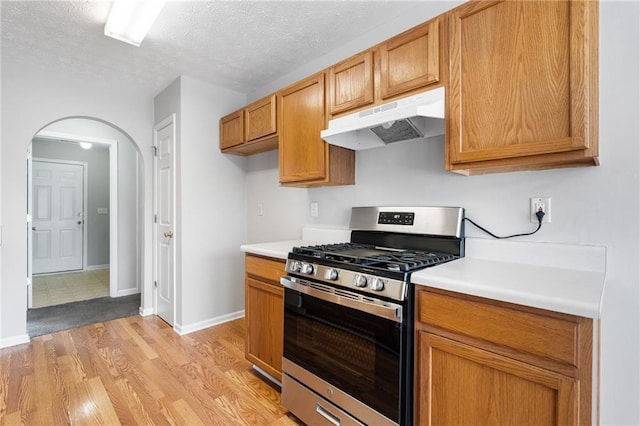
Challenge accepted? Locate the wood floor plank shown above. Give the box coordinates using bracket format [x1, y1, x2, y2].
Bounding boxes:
[106, 318, 159, 360]
[168, 398, 206, 426]
[38, 338, 70, 424]
[1, 316, 302, 425]
[0, 411, 22, 426]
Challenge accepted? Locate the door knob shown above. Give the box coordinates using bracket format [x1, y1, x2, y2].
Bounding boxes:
[32, 226, 36, 231]
[164, 231, 173, 238]
[77, 221, 82, 225]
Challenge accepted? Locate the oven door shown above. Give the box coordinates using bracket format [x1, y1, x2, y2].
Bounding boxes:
[281, 276, 410, 426]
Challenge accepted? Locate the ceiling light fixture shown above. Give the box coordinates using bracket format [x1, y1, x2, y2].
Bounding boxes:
[104, 0, 167, 47]
[80, 142, 93, 150]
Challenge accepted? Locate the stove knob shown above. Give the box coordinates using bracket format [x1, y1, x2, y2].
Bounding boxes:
[324, 268, 339, 281]
[291, 261, 302, 273]
[370, 277, 385, 291]
[353, 274, 368, 288]
[300, 263, 315, 275]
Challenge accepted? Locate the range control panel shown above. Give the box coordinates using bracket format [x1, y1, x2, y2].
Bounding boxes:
[378, 211, 415, 226]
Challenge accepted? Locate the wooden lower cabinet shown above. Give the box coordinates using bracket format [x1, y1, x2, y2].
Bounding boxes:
[245, 254, 285, 381]
[415, 287, 595, 425]
[418, 333, 578, 425]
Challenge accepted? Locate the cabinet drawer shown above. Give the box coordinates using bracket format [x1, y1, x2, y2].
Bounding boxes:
[417, 290, 579, 367]
[245, 254, 285, 284]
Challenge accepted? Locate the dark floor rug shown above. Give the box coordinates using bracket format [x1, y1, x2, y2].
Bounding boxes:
[27, 294, 141, 338]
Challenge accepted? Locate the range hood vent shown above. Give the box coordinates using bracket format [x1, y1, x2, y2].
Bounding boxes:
[321, 86, 445, 151]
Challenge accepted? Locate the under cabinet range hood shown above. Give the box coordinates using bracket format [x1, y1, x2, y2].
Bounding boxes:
[321, 86, 445, 150]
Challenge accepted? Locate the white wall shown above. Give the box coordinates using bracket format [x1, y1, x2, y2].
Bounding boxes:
[154, 76, 248, 331]
[179, 76, 247, 328]
[0, 60, 154, 345]
[244, 2, 640, 424]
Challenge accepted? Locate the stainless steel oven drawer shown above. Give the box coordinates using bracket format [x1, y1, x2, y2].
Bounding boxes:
[282, 374, 365, 426]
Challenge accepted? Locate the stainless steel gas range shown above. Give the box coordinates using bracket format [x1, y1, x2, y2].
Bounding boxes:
[280, 206, 465, 426]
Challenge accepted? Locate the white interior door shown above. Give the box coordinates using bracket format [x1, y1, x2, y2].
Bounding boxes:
[154, 115, 176, 326]
[32, 160, 84, 274]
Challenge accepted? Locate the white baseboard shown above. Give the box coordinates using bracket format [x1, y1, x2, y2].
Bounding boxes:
[115, 288, 140, 297]
[174, 310, 245, 335]
[85, 264, 109, 271]
[139, 306, 154, 316]
[0, 334, 30, 349]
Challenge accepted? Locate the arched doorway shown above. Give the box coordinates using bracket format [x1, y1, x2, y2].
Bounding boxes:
[26, 117, 144, 335]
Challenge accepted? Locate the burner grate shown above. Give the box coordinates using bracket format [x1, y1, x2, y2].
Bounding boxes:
[293, 243, 456, 272]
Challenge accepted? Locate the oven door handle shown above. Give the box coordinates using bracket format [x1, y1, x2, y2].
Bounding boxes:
[281, 276, 402, 323]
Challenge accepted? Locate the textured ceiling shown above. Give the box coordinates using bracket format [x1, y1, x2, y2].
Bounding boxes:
[1, 1, 427, 97]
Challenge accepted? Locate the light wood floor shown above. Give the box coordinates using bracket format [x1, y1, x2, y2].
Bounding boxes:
[0, 316, 304, 425]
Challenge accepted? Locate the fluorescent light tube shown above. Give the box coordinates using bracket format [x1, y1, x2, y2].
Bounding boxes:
[104, 0, 166, 47]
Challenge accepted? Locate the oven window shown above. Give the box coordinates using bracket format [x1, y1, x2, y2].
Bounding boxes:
[284, 289, 402, 422]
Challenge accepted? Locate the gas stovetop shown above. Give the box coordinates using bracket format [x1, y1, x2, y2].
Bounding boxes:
[284, 206, 465, 301]
[292, 243, 457, 273]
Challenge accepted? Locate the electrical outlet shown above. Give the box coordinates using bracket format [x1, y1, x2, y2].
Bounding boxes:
[530, 197, 551, 223]
[310, 202, 319, 217]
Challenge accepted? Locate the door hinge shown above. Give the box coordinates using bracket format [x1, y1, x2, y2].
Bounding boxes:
[152, 146, 158, 157]
[26, 151, 32, 160]
[27, 277, 32, 287]
[27, 213, 32, 223]
[154, 214, 158, 223]
[154, 280, 158, 288]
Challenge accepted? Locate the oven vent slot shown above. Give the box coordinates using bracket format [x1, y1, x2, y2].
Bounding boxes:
[334, 289, 359, 300]
[307, 282, 333, 293]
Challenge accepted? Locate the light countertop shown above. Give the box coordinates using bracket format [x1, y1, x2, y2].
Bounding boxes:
[240, 226, 351, 259]
[412, 238, 606, 319]
[240, 230, 606, 319]
[240, 240, 307, 260]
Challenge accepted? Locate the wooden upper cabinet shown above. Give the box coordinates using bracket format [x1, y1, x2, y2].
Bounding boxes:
[328, 51, 374, 115]
[446, 0, 599, 174]
[279, 73, 327, 183]
[219, 109, 244, 150]
[246, 94, 277, 142]
[278, 73, 355, 186]
[379, 18, 440, 100]
[220, 95, 279, 155]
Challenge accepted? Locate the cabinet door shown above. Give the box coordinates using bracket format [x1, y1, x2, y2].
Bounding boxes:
[219, 109, 244, 150]
[379, 18, 440, 100]
[328, 51, 374, 116]
[417, 332, 578, 425]
[245, 277, 284, 381]
[447, 0, 597, 168]
[278, 73, 327, 183]
[246, 94, 277, 142]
